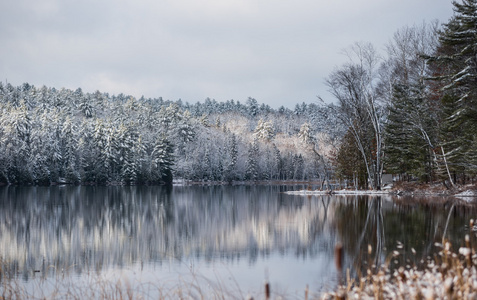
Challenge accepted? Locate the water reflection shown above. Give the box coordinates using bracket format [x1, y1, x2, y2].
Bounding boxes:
[334, 195, 477, 277]
[0, 185, 476, 292]
[0, 185, 337, 282]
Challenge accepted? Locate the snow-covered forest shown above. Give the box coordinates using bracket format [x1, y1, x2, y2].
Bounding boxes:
[0, 83, 342, 185]
[1, 0, 476, 188]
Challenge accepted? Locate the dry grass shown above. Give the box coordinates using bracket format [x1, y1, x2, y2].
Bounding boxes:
[322, 232, 477, 299]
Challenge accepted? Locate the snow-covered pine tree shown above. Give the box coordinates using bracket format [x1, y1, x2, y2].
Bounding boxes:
[89, 119, 111, 183]
[253, 119, 275, 141]
[381, 22, 441, 183]
[245, 138, 259, 181]
[117, 123, 137, 184]
[61, 116, 81, 183]
[384, 84, 436, 181]
[273, 144, 282, 180]
[0, 101, 32, 183]
[203, 147, 212, 181]
[298, 122, 314, 145]
[152, 135, 174, 184]
[224, 133, 238, 182]
[215, 145, 224, 181]
[246, 97, 259, 117]
[175, 110, 196, 155]
[426, 0, 477, 179]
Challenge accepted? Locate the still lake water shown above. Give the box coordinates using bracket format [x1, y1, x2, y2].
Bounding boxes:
[0, 185, 476, 298]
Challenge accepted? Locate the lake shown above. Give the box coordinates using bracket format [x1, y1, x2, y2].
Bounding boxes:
[0, 185, 475, 298]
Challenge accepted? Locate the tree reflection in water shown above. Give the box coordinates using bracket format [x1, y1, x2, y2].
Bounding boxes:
[0, 185, 336, 283]
[0, 186, 476, 294]
[334, 195, 477, 279]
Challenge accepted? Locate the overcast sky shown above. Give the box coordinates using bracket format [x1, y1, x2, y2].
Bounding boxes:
[1, 0, 454, 108]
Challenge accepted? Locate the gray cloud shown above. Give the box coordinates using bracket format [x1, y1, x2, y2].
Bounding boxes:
[0, 0, 453, 108]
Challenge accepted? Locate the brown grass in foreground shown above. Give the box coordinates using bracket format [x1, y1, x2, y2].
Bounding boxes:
[322, 233, 477, 299]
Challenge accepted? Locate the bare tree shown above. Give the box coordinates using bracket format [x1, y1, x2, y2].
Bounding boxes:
[326, 42, 385, 190]
[383, 21, 439, 87]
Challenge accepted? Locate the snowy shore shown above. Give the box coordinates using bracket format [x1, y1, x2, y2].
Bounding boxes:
[285, 189, 392, 196]
[286, 188, 477, 200]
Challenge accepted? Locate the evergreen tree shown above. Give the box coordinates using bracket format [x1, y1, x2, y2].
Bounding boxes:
[225, 133, 239, 182]
[61, 116, 81, 183]
[245, 139, 259, 181]
[273, 144, 282, 180]
[334, 129, 368, 189]
[384, 84, 437, 181]
[152, 135, 174, 184]
[246, 97, 259, 117]
[253, 119, 275, 141]
[175, 110, 196, 155]
[2, 101, 33, 183]
[427, 0, 477, 179]
[298, 122, 314, 145]
[117, 123, 137, 183]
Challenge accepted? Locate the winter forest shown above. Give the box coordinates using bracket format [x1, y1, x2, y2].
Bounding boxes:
[1, 0, 476, 188]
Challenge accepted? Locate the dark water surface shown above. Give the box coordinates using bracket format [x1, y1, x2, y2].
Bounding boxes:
[0, 185, 476, 297]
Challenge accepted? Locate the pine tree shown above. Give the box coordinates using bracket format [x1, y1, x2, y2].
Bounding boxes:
[215, 146, 224, 181]
[225, 133, 238, 182]
[245, 139, 259, 181]
[428, 0, 477, 178]
[253, 119, 275, 141]
[298, 122, 314, 145]
[89, 119, 110, 183]
[273, 144, 282, 180]
[438, 0, 477, 96]
[117, 123, 137, 183]
[175, 110, 196, 155]
[152, 135, 174, 184]
[2, 101, 33, 183]
[246, 97, 259, 117]
[384, 84, 437, 182]
[61, 116, 81, 183]
[440, 93, 473, 179]
[334, 129, 368, 189]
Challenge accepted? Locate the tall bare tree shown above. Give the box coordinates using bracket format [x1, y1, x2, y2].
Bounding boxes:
[327, 42, 385, 190]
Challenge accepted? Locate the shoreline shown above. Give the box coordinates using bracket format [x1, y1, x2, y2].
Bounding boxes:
[285, 185, 477, 200]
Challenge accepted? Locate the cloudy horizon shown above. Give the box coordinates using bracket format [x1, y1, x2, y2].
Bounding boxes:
[1, 0, 454, 108]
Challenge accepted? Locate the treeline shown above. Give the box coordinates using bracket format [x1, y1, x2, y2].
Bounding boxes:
[0, 83, 342, 185]
[331, 0, 477, 189]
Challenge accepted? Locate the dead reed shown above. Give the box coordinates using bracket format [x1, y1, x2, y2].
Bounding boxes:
[322, 222, 477, 299]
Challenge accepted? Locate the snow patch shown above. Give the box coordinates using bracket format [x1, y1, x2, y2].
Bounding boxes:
[454, 190, 477, 203]
[455, 190, 477, 197]
[285, 189, 391, 196]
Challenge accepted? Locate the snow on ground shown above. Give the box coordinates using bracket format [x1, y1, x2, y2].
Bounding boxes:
[285, 189, 391, 196]
[455, 190, 477, 197]
[286, 187, 477, 202]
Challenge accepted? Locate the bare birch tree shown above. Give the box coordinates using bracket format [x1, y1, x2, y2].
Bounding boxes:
[327, 42, 385, 190]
